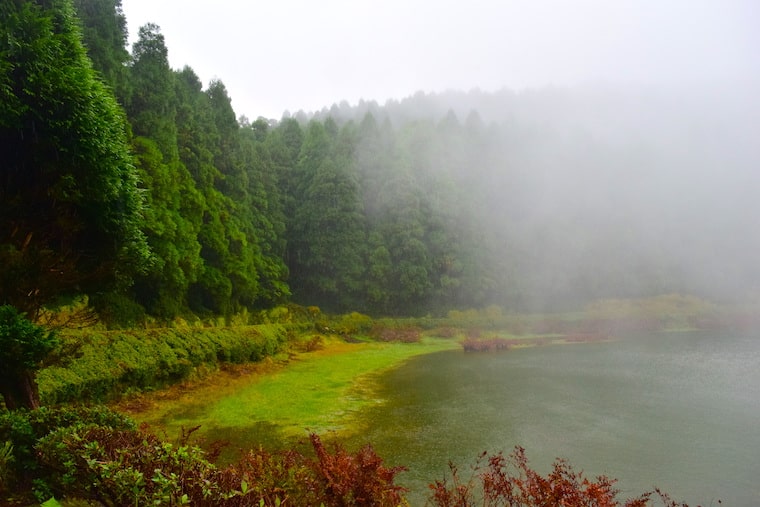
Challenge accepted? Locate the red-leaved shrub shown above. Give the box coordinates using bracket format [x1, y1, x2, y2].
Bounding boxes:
[428, 446, 695, 507]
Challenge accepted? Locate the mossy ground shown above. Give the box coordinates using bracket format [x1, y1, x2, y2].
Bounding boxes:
[118, 336, 458, 462]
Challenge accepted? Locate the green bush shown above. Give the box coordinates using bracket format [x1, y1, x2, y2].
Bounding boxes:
[37, 325, 289, 404]
[36, 425, 216, 504]
[0, 406, 135, 495]
[334, 312, 374, 336]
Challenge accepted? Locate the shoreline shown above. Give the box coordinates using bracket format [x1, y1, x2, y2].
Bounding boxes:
[115, 337, 459, 459]
[113, 328, 660, 463]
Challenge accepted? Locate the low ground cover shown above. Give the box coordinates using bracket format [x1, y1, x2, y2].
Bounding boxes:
[120, 336, 459, 462]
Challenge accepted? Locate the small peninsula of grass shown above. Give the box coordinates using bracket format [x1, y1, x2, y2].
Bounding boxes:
[120, 336, 459, 460]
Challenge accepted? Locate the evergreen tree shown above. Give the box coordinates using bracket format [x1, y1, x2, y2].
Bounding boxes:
[72, 0, 130, 100]
[129, 136, 203, 319]
[0, 0, 149, 319]
[206, 79, 261, 311]
[172, 68, 233, 315]
[0, 0, 149, 406]
[125, 33, 202, 320]
[126, 23, 177, 161]
[292, 156, 367, 311]
[239, 121, 290, 305]
[0, 305, 58, 409]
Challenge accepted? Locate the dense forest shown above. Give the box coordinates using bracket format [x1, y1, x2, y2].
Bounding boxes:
[3, 0, 758, 326]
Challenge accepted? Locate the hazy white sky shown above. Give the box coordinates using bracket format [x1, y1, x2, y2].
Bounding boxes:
[120, 0, 759, 120]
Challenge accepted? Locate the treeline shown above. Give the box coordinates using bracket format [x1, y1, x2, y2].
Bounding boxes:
[7, 0, 755, 325]
[68, 0, 502, 320]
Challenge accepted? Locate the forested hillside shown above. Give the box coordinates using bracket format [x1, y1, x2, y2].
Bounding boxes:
[3, 0, 758, 324]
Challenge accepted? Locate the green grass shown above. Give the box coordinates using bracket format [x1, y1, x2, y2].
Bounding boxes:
[130, 337, 458, 459]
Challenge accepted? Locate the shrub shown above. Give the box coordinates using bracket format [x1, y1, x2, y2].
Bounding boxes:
[36, 425, 217, 505]
[428, 446, 692, 507]
[218, 445, 318, 506]
[34, 426, 407, 507]
[461, 337, 511, 352]
[369, 325, 422, 343]
[0, 406, 135, 495]
[308, 433, 407, 507]
[38, 325, 289, 404]
[335, 312, 374, 336]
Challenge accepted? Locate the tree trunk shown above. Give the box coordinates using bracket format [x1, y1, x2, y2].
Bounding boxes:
[0, 370, 41, 410]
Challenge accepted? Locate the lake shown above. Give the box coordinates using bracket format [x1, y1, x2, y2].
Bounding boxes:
[347, 331, 760, 505]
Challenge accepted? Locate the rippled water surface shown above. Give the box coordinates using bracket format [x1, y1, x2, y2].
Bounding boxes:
[348, 332, 760, 505]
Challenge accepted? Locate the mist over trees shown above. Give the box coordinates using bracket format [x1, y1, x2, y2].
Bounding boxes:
[4, 0, 758, 323]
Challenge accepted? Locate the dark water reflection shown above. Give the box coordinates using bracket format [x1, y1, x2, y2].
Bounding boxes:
[348, 332, 760, 506]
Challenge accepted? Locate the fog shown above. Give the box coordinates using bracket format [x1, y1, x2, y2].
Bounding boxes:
[320, 82, 760, 310]
[120, 0, 760, 121]
[117, 0, 760, 311]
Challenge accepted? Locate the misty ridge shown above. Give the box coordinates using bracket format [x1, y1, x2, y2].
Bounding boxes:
[291, 83, 760, 311]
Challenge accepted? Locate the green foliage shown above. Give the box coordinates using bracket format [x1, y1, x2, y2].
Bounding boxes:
[0, 0, 149, 317]
[335, 312, 374, 336]
[36, 425, 214, 504]
[0, 305, 59, 409]
[91, 292, 147, 329]
[238, 124, 290, 306]
[128, 135, 204, 321]
[0, 405, 134, 493]
[126, 22, 178, 160]
[37, 325, 288, 404]
[72, 0, 130, 100]
[0, 305, 58, 372]
[285, 120, 371, 312]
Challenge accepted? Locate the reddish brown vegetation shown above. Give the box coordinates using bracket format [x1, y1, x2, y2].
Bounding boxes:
[370, 325, 422, 343]
[35, 425, 406, 506]
[429, 446, 695, 507]
[218, 434, 407, 506]
[461, 331, 610, 352]
[462, 337, 558, 352]
[462, 338, 514, 352]
[10, 408, 701, 507]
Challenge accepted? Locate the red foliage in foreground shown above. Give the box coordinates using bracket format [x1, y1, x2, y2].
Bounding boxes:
[428, 447, 695, 507]
[35, 425, 406, 506]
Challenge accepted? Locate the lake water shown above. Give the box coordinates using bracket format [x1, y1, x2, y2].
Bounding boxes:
[348, 331, 760, 506]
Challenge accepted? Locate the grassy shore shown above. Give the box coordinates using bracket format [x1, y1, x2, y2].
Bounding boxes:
[117, 336, 459, 461]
